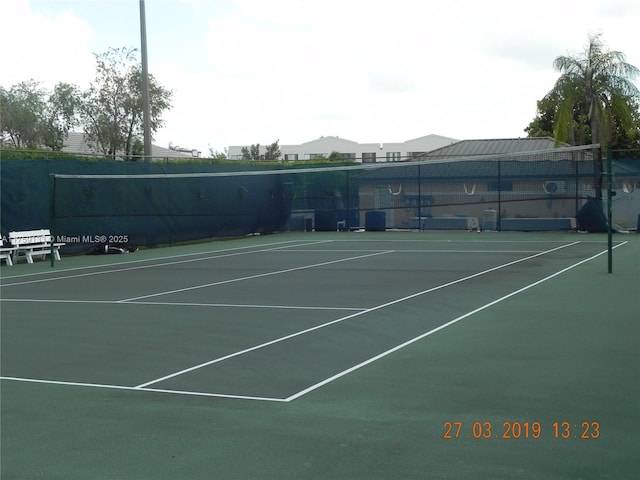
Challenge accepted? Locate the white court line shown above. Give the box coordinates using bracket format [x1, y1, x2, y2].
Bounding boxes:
[3, 240, 615, 402]
[285, 241, 628, 401]
[0, 376, 287, 402]
[1, 237, 589, 286]
[0, 239, 314, 281]
[133, 241, 579, 389]
[328, 238, 616, 244]
[126, 301, 365, 311]
[0, 243, 621, 401]
[0, 298, 366, 311]
[277, 249, 542, 253]
[0, 240, 333, 287]
[119, 250, 394, 302]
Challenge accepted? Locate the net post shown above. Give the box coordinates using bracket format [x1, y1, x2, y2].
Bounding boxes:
[346, 170, 350, 231]
[606, 144, 613, 274]
[417, 164, 422, 231]
[497, 159, 502, 231]
[49, 173, 56, 268]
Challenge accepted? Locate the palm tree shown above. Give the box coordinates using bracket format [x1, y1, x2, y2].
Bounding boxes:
[548, 34, 639, 196]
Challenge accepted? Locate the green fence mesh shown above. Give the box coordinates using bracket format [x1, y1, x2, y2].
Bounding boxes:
[1, 145, 607, 253]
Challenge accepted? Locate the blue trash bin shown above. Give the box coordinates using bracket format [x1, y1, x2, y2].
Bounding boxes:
[365, 211, 386, 231]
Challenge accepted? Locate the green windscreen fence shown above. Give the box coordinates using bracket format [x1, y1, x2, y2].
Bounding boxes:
[1, 159, 290, 252]
[1, 145, 601, 253]
[52, 143, 599, 245]
[52, 171, 288, 249]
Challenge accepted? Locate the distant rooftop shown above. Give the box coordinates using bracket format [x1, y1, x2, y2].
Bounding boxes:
[420, 138, 564, 158]
[60, 132, 197, 159]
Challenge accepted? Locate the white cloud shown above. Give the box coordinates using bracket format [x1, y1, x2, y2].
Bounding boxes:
[1, 0, 95, 89]
[4, 0, 639, 154]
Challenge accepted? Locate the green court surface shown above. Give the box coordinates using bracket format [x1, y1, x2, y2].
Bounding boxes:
[1, 231, 638, 479]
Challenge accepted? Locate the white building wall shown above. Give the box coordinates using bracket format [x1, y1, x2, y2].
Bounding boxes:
[228, 134, 457, 162]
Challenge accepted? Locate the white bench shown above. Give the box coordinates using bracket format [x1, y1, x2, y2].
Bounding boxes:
[0, 239, 15, 266]
[9, 229, 65, 264]
[500, 218, 577, 231]
[409, 216, 480, 231]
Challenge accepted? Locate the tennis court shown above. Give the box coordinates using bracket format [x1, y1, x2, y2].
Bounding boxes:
[1, 231, 638, 479]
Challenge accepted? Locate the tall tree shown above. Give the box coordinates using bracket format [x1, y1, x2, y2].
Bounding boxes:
[550, 34, 639, 148]
[207, 147, 228, 161]
[41, 82, 81, 150]
[240, 141, 281, 161]
[0, 80, 80, 150]
[0, 80, 46, 148]
[80, 47, 172, 160]
[610, 96, 640, 155]
[525, 90, 565, 138]
[241, 143, 262, 161]
[529, 34, 640, 196]
[264, 140, 281, 161]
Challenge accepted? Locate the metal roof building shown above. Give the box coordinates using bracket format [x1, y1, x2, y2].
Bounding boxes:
[417, 137, 566, 158]
[59, 132, 196, 160]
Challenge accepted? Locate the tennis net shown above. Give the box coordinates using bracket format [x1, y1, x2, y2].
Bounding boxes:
[50, 144, 599, 248]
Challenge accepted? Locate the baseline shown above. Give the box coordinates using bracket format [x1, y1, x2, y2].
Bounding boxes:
[0, 376, 287, 402]
[0, 298, 366, 311]
[0, 240, 333, 288]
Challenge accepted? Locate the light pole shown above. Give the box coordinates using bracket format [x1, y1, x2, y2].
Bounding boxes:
[139, 0, 152, 162]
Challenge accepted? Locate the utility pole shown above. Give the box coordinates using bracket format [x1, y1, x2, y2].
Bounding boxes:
[140, 0, 152, 162]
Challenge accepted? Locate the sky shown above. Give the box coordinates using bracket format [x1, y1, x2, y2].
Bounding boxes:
[3, 0, 640, 156]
